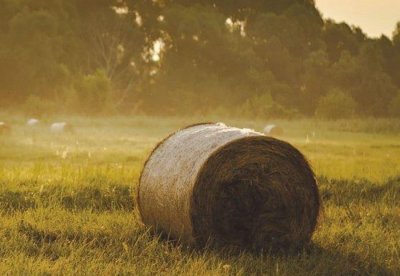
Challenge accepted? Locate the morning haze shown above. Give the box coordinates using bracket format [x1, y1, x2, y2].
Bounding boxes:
[0, 1, 399, 275]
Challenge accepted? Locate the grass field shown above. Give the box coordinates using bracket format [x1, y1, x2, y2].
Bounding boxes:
[0, 114, 399, 275]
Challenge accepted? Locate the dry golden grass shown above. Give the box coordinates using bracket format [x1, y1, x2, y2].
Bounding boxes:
[0, 114, 399, 275]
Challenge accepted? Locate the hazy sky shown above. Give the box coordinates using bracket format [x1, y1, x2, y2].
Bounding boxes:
[316, 0, 400, 38]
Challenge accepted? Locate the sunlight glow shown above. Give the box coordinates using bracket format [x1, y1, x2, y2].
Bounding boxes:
[150, 39, 165, 62]
[316, 0, 400, 37]
[225, 18, 246, 37]
[134, 11, 143, 27]
[113, 6, 129, 15]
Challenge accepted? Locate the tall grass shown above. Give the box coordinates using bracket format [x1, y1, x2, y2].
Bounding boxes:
[0, 114, 399, 274]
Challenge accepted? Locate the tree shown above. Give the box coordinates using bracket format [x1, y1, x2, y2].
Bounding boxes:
[323, 21, 364, 61]
[75, 70, 112, 114]
[1, 0, 400, 118]
[315, 89, 357, 120]
[391, 22, 400, 87]
[82, 9, 144, 110]
[0, 6, 71, 102]
[389, 92, 400, 117]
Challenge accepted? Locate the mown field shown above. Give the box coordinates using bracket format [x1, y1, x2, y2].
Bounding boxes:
[0, 114, 399, 275]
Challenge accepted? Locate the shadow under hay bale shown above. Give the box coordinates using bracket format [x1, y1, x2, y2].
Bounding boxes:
[138, 123, 320, 252]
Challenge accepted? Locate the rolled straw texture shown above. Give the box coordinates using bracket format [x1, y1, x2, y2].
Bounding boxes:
[138, 123, 319, 251]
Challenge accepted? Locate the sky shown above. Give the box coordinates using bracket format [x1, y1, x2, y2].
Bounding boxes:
[316, 0, 400, 38]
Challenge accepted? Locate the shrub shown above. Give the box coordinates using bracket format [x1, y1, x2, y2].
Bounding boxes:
[315, 89, 357, 120]
[75, 69, 113, 114]
[238, 93, 299, 119]
[62, 87, 80, 113]
[22, 95, 58, 117]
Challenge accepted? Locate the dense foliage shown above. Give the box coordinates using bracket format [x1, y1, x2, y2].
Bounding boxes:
[0, 0, 399, 118]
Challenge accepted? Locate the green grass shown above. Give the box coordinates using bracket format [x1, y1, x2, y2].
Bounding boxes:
[0, 114, 399, 275]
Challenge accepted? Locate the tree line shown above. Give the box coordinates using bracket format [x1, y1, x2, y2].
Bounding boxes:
[1, 0, 400, 119]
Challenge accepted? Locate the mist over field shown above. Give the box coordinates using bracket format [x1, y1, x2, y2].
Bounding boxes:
[0, 1, 399, 275]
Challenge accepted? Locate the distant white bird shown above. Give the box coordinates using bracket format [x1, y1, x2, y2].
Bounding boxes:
[0, 122, 12, 135]
[27, 118, 40, 127]
[50, 122, 74, 134]
[263, 124, 284, 136]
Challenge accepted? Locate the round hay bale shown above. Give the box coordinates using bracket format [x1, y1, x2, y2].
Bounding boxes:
[27, 118, 40, 127]
[264, 124, 284, 136]
[50, 122, 74, 134]
[0, 122, 12, 135]
[138, 123, 320, 251]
